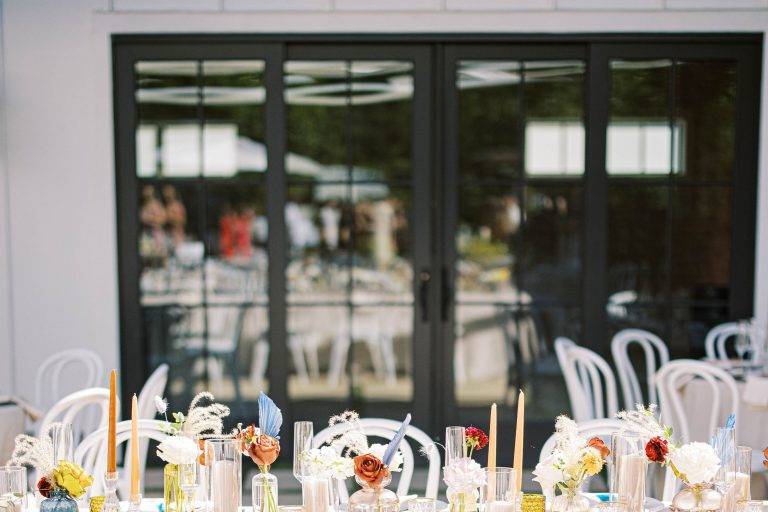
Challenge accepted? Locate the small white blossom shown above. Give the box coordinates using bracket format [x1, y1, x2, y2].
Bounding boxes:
[302, 446, 355, 479]
[157, 436, 200, 465]
[443, 457, 486, 492]
[533, 454, 566, 496]
[154, 396, 168, 415]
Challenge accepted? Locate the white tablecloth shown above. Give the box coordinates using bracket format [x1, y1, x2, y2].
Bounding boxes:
[0, 403, 25, 464]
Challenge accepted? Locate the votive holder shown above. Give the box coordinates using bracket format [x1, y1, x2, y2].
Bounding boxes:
[127, 493, 142, 512]
[408, 498, 437, 512]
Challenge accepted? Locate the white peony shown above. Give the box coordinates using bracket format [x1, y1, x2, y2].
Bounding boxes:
[302, 446, 355, 479]
[670, 442, 721, 485]
[368, 443, 403, 472]
[157, 436, 200, 465]
[533, 453, 566, 495]
[443, 457, 487, 492]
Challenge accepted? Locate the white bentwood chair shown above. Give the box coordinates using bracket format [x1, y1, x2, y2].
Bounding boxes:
[611, 329, 669, 408]
[555, 337, 619, 423]
[38, 387, 114, 439]
[704, 321, 757, 361]
[75, 419, 169, 496]
[313, 418, 440, 501]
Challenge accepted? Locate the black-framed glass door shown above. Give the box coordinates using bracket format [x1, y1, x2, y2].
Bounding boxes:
[114, 35, 761, 467]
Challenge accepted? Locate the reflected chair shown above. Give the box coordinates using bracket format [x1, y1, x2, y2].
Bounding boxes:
[704, 320, 757, 361]
[611, 328, 669, 408]
[313, 418, 440, 500]
[555, 337, 619, 423]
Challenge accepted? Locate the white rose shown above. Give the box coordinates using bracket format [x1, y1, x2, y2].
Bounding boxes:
[533, 454, 566, 496]
[368, 443, 403, 472]
[156, 436, 200, 465]
[670, 442, 721, 485]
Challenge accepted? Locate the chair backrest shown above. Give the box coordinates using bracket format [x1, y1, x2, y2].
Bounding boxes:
[555, 338, 619, 423]
[34, 349, 104, 411]
[704, 321, 758, 361]
[74, 419, 170, 496]
[38, 387, 114, 439]
[313, 418, 440, 500]
[611, 329, 669, 408]
[655, 360, 738, 444]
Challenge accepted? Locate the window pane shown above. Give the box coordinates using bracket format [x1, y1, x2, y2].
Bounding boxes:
[135, 61, 200, 177]
[521, 186, 583, 301]
[458, 61, 521, 180]
[669, 306, 729, 358]
[607, 185, 668, 300]
[608, 60, 674, 176]
[675, 61, 737, 182]
[202, 61, 266, 178]
[524, 61, 585, 176]
[671, 187, 732, 301]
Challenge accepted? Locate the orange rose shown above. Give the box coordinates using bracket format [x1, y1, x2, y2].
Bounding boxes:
[354, 454, 390, 487]
[588, 437, 610, 459]
[244, 434, 281, 468]
[763, 447, 768, 469]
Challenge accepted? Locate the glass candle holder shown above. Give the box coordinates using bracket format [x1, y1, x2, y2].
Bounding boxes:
[480, 467, 516, 512]
[733, 446, 751, 503]
[205, 437, 242, 512]
[610, 433, 646, 512]
[301, 475, 330, 512]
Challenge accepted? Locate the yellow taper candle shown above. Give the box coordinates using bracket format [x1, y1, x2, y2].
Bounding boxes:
[488, 403, 497, 469]
[513, 390, 525, 494]
[107, 369, 117, 473]
[130, 393, 139, 496]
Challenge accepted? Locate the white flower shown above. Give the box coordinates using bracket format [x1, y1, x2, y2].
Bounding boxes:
[157, 436, 200, 465]
[302, 446, 355, 479]
[670, 442, 720, 485]
[368, 443, 403, 472]
[533, 454, 566, 495]
[443, 457, 487, 492]
[154, 396, 168, 415]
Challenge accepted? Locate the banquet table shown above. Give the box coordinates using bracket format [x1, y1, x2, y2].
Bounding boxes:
[0, 401, 25, 463]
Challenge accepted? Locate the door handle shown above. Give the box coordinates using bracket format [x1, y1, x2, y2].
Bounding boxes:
[419, 270, 431, 322]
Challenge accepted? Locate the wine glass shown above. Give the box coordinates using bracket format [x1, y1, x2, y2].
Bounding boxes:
[293, 421, 314, 483]
[736, 320, 751, 361]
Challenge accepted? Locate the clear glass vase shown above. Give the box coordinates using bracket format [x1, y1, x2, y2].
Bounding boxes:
[164, 463, 186, 512]
[348, 474, 399, 512]
[550, 487, 591, 512]
[670, 483, 724, 512]
[252, 472, 279, 512]
[40, 489, 78, 512]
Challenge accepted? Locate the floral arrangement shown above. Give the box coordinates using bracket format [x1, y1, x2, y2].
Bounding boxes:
[155, 392, 230, 437]
[465, 427, 488, 458]
[156, 436, 201, 466]
[353, 414, 410, 488]
[616, 404, 721, 487]
[235, 392, 283, 471]
[532, 416, 609, 498]
[300, 446, 356, 480]
[10, 424, 93, 499]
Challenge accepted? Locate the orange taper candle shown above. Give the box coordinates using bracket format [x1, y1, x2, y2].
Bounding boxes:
[107, 369, 117, 473]
[513, 390, 525, 494]
[488, 403, 497, 470]
[130, 393, 139, 496]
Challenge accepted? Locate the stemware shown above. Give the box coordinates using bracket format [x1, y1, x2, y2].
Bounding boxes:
[735, 320, 751, 361]
[178, 463, 197, 512]
[293, 421, 314, 483]
[0, 466, 26, 504]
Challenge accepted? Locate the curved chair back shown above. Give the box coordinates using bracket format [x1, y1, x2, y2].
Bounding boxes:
[611, 329, 669, 408]
[75, 419, 169, 496]
[555, 338, 619, 423]
[704, 321, 755, 361]
[35, 349, 104, 411]
[313, 418, 440, 500]
[38, 387, 113, 439]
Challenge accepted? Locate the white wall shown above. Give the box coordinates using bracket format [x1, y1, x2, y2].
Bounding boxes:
[1, 0, 767, 400]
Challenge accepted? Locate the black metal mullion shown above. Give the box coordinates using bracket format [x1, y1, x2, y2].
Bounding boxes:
[344, 60, 355, 411]
[665, 61, 677, 354]
[513, 59, 526, 393]
[265, 44, 289, 416]
[195, 61, 211, 397]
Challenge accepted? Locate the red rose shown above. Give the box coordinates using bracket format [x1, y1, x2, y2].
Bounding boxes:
[37, 477, 53, 498]
[645, 436, 669, 463]
[466, 426, 489, 451]
[588, 437, 610, 459]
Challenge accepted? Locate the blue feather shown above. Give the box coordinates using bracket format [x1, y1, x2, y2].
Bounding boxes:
[726, 414, 736, 429]
[258, 392, 283, 439]
[382, 413, 411, 466]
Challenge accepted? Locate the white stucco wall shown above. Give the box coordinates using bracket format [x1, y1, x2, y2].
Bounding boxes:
[0, 0, 766, 400]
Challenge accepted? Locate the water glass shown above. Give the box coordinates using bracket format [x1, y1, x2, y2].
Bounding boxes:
[408, 498, 437, 512]
[444, 426, 466, 467]
[0, 466, 26, 501]
[49, 422, 74, 464]
[480, 467, 516, 512]
[610, 433, 646, 512]
[734, 446, 752, 502]
[293, 421, 314, 482]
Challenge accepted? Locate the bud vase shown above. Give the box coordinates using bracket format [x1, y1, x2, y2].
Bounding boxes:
[670, 483, 723, 512]
[40, 489, 78, 512]
[348, 474, 398, 512]
[252, 472, 278, 512]
[550, 486, 590, 512]
[164, 463, 186, 512]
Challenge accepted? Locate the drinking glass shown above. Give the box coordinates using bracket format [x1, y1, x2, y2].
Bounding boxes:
[49, 422, 74, 464]
[610, 433, 646, 512]
[0, 466, 26, 501]
[408, 498, 437, 512]
[734, 446, 752, 502]
[205, 437, 242, 512]
[480, 467, 515, 512]
[736, 320, 751, 360]
[293, 421, 314, 482]
[444, 426, 466, 467]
